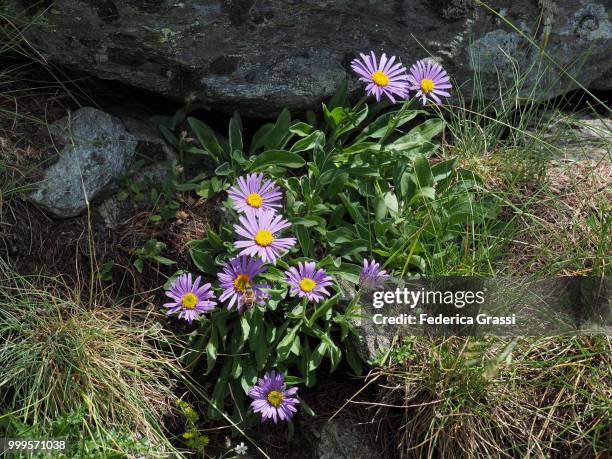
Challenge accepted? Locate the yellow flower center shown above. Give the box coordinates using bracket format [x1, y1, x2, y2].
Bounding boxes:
[246, 192, 263, 208]
[233, 274, 250, 292]
[181, 292, 198, 309]
[371, 70, 390, 87]
[254, 229, 274, 247]
[421, 78, 434, 94]
[299, 277, 317, 292]
[267, 390, 284, 407]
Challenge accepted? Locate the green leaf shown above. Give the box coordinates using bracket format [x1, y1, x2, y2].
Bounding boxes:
[395, 167, 412, 201]
[248, 150, 306, 171]
[190, 238, 224, 275]
[334, 104, 369, 139]
[383, 191, 399, 216]
[153, 256, 176, 266]
[98, 260, 114, 281]
[240, 361, 257, 394]
[326, 172, 349, 200]
[328, 80, 348, 109]
[309, 342, 327, 371]
[299, 398, 316, 416]
[289, 216, 324, 228]
[240, 315, 250, 344]
[134, 259, 144, 273]
[338, 193, 364, 223]
[308, 294, 338, 327]
[323, 105, 346, 128]
[214, 162, 232, 176]
[197, 177, 225, 199]
[277, 325, 300, 361]
[231, 357, 243, 379]
[171, 107, 188, 129]
[231, 149, 248, 164]
[249, 123, 274, 154]
[389, 118, 444, 152]
[413, 155, 434, 188]
[326, 338, 342, 372]
[249, 309, 269, 370]
[187, 117, 225, 162]
[290, 122, 314, 137]
[228, 111, 243, 154]
[208, 360, 231, 419]
[290, 130, 325, 153]
[295, 225, 313, 258]
[409, 187, 436, 204]
[158, 125, 179, 148]
[358, 109, 420, 141]
[265, 108, 291, 150]
[374, 196, 387, 220]
[205, 335, 217, 375]
[341, 142, 379, 156]
[431, 157, 458, 182]
[345, 341, 364, 375]
[343, 166, 380, 178]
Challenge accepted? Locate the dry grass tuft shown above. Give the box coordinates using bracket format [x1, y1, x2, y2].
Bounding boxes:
[362, 336, 611, 458]
[505, 159, 611, 275]
[0, 259, 183, 452]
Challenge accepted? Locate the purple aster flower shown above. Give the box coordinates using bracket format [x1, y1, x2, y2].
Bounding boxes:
[407, 59, 452, 105]
[359, 259, 390, 290]
[234, 210, 296, 263]
[285, 261, 334, 303]
[351, 51, 410, 103]
[164, 273, 216, 323]
[227, 173, 283, 214]
[217, 256, 269, 312]
[249, 370, 299, 423]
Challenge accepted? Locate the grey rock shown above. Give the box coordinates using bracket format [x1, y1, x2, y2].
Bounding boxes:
[337, 280, 390, 363]
[350, 307, 392, 364]
[6, 1, 611, 116]
[557, 116, 611, 161]
[529, 113, 611, 161]
[29, 107, 137, 218]
[98, 196, 124, 228]
[133, 163, 171, 184]
[113, 108, 177, 161]
[314, 419, 383, 459]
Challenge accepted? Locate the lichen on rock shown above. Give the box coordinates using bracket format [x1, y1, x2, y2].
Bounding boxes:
[5, 0, 611, 115]
[28, 107, 137, 218]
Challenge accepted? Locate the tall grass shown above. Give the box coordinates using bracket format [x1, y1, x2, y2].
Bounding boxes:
[357, 8, 612, 458]
[432, 24, 611, 277]
[368, 336, 611, 458]
[0, 259, 186, 457]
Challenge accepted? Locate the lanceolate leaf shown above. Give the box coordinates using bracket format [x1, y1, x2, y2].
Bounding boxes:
[228, 111, 243, 153]
[265, 108, 291, 150]
[188, 117, 225, 162]
[248, 150, 306, 171]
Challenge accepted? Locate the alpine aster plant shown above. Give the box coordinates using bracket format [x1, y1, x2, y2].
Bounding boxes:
[249, 370, 299, 423]
[359, 259, 390, 290]
[407, 58, 452, 105]
[217, 256, 269, 312]
[164, 273, 216, 323]
[351, 51, 410, 103]
[227, 173, 283, 215]
[285, 261, 334, 303]
[234, 210, 296, 263]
